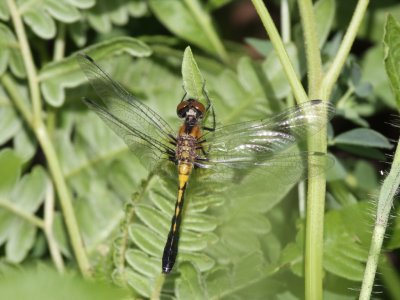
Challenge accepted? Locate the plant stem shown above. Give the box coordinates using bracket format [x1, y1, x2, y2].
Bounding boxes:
[280, 0, 291, 44]
[1, 74, 32, 124]
[0, 198, 44, 228]
[150, 274, 165, 300]
[359, 138, 400, 300]
[184, 0, 229, 64]
[53, 23, 66, 62]
[44, 181, 65, 273]
[6, 0, 41, 126]
[297, 0, 323, 100]
[321, 0, 369, 100]
[6, 0, 91, 277]
[297, 1, 326, 299]
[251, 0, 308, 105]
[35, 125, 91, 276]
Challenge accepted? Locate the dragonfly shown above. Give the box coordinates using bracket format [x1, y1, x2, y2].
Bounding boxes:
[77, 53, 335, 274]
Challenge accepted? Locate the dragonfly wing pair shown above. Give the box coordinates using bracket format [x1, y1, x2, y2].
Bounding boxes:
[77, 53, 335, 274]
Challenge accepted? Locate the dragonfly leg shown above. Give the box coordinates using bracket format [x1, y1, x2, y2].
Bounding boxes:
[202, 82, 216, 132]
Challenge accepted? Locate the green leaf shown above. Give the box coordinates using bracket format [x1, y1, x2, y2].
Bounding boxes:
[0, 23, 25, 78]
[176, 262, 207, 300]
[336, 2, 400, 43]
[334, 128, 392, 149]
[6, 218, 36, 263]
[361, 45, 394, 107]
[124, 268, 152, 297]
[245, 38, 273, 57]
[182, 46, 204, 101]
[44, 0, 80, 23]
[67, 21, 87, 47]
[314, 0, 336, 47]
[0, 166, 48, 262]
[129, 224, 164, 257]
[262, 43, 300, 100]
[0, 0, 9, 20]
[128, 1, 149, 17]
[125, 249, 160, 277]
[384, 14, 400, 109]
[0, 149, 22, 196]
[0, 103, 21, 146]
[23, 7, 56, 39]
[66, 0, 95, 9]
[148, 0, 221, 57]
[39, 37, 152, 106]
[13, 127, 37, 163]
[282, 202, 372, 281]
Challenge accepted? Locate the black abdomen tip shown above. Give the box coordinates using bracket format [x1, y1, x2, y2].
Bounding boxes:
[162, 264, 173, 274]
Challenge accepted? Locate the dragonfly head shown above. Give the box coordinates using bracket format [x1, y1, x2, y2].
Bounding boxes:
[177, 98, 205, 125]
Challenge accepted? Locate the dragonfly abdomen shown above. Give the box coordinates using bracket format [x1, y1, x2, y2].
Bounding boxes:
[162, 163, 192, 273]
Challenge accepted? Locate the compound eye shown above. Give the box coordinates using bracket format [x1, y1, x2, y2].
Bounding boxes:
[177, 100, 189, 118]
[193, 101, 205, 117]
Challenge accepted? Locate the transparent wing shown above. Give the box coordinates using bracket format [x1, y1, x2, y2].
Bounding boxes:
[194, 100, 334, 189]
[189, 151, 333, 212]
[77, 53, 176, 169]
[201, 100, 335, 157]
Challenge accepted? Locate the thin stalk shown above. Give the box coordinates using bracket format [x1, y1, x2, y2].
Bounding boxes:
[280, 0, 291, 44]
[35, 125, 91, 276]
[150, 274, 166, 300]
[359, 138, 400, 299]
[297, 0, 323, 99]
[321, 0, 369, 100]
[184, 0, 229, 64]
[6, 0, 41, 126]
[44, 181, 65, 273]
[1, 74, 32, 124]
[6, 0, 91, 277]
[281, 0, 295, 108]
[251, 0, 309, 105]
[53, 23, 66, 62]
[297, 1, 325, 299]
[0, 199, 44, 228]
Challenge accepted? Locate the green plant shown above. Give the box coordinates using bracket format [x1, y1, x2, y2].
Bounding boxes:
[1, 0, 400, 299]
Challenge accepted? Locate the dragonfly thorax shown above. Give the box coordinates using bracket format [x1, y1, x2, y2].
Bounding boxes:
[176, 134, 198, 165]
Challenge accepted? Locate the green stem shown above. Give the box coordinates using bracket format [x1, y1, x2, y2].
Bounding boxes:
[280, 0, 291, 44]
[6, 0, 41, 126]
[183, 0, 229, 64]
[1, 73, 33, 124]
[359, 138, 400, 300]
[0, 198, 44, 228]
[150, 274, 166, 300]
[251, 0, 309, 105]
[297, 1, 326, 299]
[6, 0, 91, 277]
[321, 0, 369, 100]
[297, 0, 323, 100]
[44, 181, 65, 273]
[53, 23, 66, 62]
[36, 125, 92, 276]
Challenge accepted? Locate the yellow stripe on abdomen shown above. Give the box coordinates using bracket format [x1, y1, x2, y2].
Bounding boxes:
[162, 163, 193, 273]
